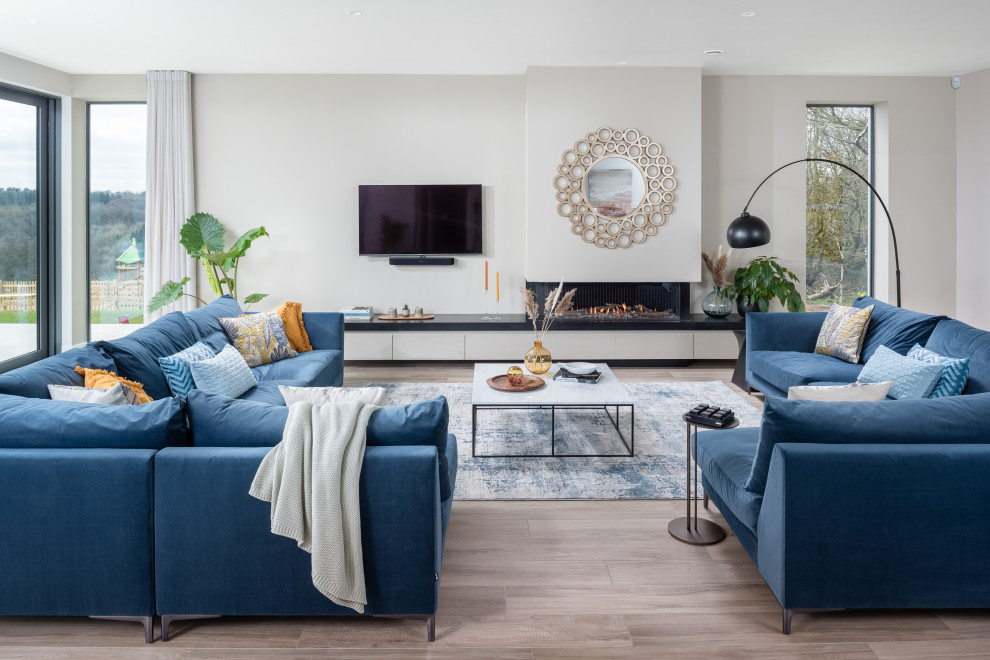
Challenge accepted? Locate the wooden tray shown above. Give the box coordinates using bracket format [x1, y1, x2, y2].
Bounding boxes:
[487, 374, 545, 392]
[377, 314, 435, 321]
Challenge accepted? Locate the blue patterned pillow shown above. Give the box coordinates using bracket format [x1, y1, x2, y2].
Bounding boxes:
[158, 342, 216, 397]
[857, 345, 944, 400]
[907, 344, 970, 398]
[188, 344, 258, 399]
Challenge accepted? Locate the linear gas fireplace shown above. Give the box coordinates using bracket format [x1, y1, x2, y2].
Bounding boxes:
[525, 281, 689, 322]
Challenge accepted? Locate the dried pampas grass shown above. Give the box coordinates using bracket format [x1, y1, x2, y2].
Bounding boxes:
[702, 245, 731, 287]
[520, 281, 578, 342]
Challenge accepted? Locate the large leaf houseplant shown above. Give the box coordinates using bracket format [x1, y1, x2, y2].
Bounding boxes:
[724, 256, 805, 315]
[147, 213, 270, 315]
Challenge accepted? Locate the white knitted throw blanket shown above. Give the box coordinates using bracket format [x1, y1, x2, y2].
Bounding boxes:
[249, 400, 380, 613]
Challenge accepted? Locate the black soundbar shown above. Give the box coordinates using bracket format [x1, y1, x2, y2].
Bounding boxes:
[388, 256, 456, 266]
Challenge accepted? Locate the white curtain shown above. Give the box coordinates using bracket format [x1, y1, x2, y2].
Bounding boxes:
[145, 70, 196, 317]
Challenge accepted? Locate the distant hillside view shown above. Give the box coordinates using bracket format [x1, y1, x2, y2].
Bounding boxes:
[0, 187, 145, 324]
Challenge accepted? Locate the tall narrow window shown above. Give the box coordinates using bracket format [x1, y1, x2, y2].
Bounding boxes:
[0, 86, 57, 372]
[806, 105, 873, 310]
[88, 103, 146, 340]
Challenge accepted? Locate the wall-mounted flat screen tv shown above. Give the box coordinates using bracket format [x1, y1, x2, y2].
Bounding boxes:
[358, 184, 483, 255]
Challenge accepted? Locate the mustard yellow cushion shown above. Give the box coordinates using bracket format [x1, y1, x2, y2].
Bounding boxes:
[74, 366, 152, 404]
[276, 301, 313, 352]
[814, 303, 875, 364]
[220, 312, 298, 367]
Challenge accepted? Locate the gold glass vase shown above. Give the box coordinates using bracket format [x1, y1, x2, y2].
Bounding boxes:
[524, 341, 552, 374]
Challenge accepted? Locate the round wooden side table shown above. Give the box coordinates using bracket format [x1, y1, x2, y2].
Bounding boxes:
[667, 413, 739, 545]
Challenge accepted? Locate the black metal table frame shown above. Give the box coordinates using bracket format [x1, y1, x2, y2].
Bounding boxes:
[471, 403, 635, 458]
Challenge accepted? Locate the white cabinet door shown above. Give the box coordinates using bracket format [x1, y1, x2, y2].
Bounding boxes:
[345, 333, 393, 360]
[393, 333, 465, 360]
[693, 331, 740, 359]
[464, 332, 537, 360]
[614, 331, 694, 359]
[546, 332, 616, 360]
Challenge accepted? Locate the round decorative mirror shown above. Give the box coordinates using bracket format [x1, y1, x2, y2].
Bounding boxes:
[555, 126, 677, 249]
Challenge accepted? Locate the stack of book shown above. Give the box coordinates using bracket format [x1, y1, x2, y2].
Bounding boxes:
[340, 306, 374, 322]
[553, 366, 602, 384]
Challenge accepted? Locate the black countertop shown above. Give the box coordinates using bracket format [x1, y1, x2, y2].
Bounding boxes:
[344, 313, 745, 332]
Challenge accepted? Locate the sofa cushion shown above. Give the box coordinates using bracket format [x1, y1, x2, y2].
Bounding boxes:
[744, 393, 990, 495]
[189, 344, 258, 399]
[853, 295, 944, 362]
[182, 295, 242, 343]
[749, 350, 863, 392]
[159, 341, 217, 397]
[0, 344, 116, 399]
[924, 319, 990, 394]
[94, 311, 198, 400]
[238, 379, 310, 405]
[219, 313, 297, 367]
[696, 427, 763, 534]
[0, 393, 186, 449]
[907, 344, 970, 398]
[813, 303, 874, 364]
[186, 392, 452, 500]
[857, 345, 944, 400]
[251, 350, 343, 387]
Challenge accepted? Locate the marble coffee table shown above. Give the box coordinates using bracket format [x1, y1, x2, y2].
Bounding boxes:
[470, 362, 634, 458]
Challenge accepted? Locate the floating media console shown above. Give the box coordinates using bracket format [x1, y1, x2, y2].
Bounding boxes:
[388, 256, 456, 266]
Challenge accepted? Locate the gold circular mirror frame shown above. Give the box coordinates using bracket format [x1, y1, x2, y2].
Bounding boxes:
[554, 127, 677, 249]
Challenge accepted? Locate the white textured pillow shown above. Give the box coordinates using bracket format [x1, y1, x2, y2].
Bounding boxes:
[788, 381, 893, 402]
[279, 385, 386, 406]
[47, 382, 135, 406]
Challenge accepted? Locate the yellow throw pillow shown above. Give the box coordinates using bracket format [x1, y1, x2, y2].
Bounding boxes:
[74, 366, 153, 404]
[814, 303, 875, 364]
[276, 301, 313, 352]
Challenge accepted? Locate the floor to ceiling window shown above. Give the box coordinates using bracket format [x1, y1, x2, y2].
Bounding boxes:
[0, 86, 58, 372]
[806, 104, 874, 310]
[88, 102, 146, 340]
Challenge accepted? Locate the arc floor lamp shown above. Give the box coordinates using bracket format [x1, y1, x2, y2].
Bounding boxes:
[726, 157, 902, 307]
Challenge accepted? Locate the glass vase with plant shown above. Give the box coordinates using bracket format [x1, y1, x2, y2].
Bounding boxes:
[520, 280, 577, 374]
[701, 245, 732, 317]
[723, 256, 805, 316]
[147, 213, 269, 315]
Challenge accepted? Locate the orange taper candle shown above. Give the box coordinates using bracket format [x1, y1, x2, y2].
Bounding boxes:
[485, 260, 488, 290]
[496, 272, 500, 301]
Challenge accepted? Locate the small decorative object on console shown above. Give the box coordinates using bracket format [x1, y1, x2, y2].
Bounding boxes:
[701, 246, 733, 318]
[684, 403, 735, 428]
[506, 365, 525, 387]
[402, 304, 410, 318]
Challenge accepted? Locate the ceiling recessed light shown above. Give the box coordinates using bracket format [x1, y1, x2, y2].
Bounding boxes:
[348, 10, 363, 16]
[22, 18, 38, 24]
[741, 11, 757, 17]
[704, 49, 724, 56]
[616, 60, 628, 65]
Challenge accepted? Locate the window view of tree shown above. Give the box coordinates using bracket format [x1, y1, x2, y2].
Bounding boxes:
[806, 105, 872, 310]
[89, 103, 146, 340]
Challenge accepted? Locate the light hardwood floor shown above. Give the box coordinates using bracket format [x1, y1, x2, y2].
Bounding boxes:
[3, 362, 987, 659]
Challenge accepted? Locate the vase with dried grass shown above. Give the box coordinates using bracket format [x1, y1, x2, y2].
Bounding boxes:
[701, 246, 733, 317]
[520, 280, 577, 374]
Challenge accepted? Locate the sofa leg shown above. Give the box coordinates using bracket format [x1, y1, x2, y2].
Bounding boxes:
[161, 614, 221, 641]
[703, 493, 709, 510]
[782, 608, 793, 635]
[89, 615, 154, 644]
[374, 614, 436, 641]
[781, 607, 845, 634]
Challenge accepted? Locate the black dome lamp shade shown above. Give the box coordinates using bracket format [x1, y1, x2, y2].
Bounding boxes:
[728, 157, 901, 307]
[726, 212, 771, 249]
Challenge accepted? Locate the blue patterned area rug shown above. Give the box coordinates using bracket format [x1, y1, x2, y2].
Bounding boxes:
[372, 380, 762, 500]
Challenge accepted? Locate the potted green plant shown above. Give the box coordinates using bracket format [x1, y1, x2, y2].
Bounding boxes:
[723, 256, 805, 316]
[147, 213, 269, 315]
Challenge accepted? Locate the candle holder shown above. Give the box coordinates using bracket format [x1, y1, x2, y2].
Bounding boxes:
[491, 298, 502, 321]
[482, 290, 493, 320]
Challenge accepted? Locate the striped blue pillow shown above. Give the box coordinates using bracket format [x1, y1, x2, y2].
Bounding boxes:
[158, 342, 216, 397]
[908, 344, 970, 397]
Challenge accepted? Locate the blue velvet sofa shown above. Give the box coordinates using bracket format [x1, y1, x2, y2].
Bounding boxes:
[699, 296, 990, 633]
[0, 296, 455, 643]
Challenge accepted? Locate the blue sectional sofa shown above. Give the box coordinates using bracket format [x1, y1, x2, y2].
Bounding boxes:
[699, 297, 990, 633]
[0, 296, 455, 643]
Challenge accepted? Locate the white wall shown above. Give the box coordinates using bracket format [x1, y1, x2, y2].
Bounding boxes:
[193, 74, 526, 314]
[525, 67, 702, 283]
[956, 67, 990, 330]
[701, 75, 957, 317]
